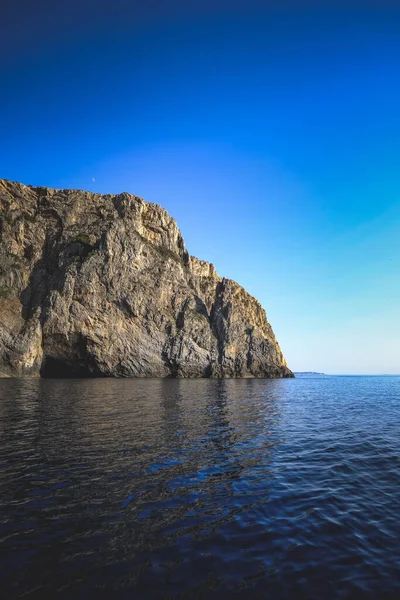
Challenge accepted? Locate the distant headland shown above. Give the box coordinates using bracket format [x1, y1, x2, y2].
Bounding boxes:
[293, 372, 326, 376]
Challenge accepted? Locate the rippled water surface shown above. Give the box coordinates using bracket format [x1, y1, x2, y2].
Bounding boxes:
[1, 376, 400, 599]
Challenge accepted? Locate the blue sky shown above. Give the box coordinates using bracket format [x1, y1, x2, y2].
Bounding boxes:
[2, 1, 400, 373]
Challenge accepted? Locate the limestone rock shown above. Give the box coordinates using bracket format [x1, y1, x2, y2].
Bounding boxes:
[0, 179, 293, 378]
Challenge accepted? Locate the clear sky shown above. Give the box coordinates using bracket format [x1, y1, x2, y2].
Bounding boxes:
[2, 0, 400, 374]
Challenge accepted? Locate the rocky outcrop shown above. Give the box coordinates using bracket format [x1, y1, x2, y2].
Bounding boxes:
[0, 179, 293, 378]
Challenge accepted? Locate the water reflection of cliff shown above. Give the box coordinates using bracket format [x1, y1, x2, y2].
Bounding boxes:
[0, 377, 287, 482]
[0, 377, 289, 597]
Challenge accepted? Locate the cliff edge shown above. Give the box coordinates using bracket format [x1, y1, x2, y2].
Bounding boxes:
[0, 179, 293, 378]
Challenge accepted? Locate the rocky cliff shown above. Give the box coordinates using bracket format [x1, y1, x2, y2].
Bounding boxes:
[0, 179, 293, 378]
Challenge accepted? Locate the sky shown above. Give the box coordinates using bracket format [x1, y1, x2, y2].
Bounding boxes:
[1, 0, 400, 374]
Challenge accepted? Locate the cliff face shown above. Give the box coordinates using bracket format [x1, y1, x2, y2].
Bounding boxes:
[0, 179, 293, 378]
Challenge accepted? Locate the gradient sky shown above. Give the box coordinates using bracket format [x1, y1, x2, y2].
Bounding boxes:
[2, 0, 400, 374]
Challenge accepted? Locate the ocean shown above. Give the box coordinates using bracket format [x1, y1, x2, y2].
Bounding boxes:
[1, 375, 400, 599]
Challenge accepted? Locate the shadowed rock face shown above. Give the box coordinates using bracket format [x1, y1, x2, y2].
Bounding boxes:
[0, 179, 293, 379]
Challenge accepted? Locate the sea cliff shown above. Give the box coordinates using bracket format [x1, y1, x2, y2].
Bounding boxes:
[0, 179, 293, 378]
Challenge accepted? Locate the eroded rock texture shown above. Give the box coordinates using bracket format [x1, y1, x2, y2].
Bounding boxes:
[0, 180, 293, 378]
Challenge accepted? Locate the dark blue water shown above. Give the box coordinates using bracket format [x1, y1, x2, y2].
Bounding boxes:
[1, 376, 400, 599]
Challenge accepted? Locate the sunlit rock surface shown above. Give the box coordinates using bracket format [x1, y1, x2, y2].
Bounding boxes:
[0, 179, 293, 378]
